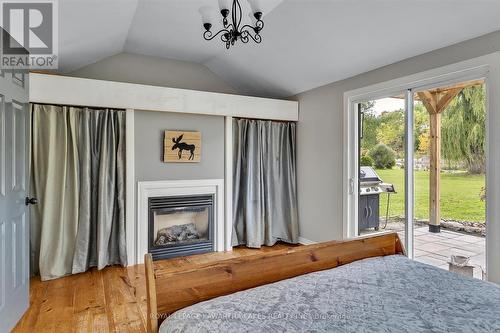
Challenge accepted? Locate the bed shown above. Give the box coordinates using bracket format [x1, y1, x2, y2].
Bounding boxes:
[145, 232, 500, 332]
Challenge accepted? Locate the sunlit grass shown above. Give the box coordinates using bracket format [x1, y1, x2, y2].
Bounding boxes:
[375, 168, 485, 222]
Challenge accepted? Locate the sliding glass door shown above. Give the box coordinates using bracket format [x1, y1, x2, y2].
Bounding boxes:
[351, 79, 487, 279]
[355, 93, 412, 255]
[411, 81, 486, 279]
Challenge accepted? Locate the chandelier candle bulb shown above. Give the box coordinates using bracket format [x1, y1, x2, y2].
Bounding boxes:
[218, 0, 230, 11]
[198, 6, 216, 26]
[247, 0, 262, 13]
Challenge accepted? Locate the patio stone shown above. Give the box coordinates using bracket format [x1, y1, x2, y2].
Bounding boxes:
[414, 249, 430, 257]
[434, 247, 478, 259]
[456, 243, 486, 254]
[414, 228, 428, 235]
[418, 242, 451, 253]
[452, 234, 486, 244]
[360, 225, 485, 280]
[470, 254, 486, 267]
[417, 234, 447, 242]
[440, 237, 475, 247]
[422, 252, 449, 261]
[436, 231, 463, 239]
[416, 256, 448, 267]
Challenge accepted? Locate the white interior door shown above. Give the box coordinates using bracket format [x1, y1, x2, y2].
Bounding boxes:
[0, 69, 30, 332]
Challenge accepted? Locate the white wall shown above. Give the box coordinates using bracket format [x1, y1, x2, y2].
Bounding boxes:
[69, 52, 238, 95]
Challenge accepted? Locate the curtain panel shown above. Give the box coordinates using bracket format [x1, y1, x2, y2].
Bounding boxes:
[30, 104, 126, 280]
[232, 118, 299, 248]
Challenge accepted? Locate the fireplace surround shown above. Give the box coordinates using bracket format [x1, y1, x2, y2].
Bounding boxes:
[136, 179, 227, 264]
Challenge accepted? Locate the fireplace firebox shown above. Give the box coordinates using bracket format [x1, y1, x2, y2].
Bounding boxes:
[148, 195, 214, 260]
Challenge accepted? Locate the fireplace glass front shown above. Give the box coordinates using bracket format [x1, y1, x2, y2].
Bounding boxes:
[148, 195, 214, 260]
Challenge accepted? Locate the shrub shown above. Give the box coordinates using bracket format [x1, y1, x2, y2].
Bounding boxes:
[369, 144, 396, 169]
[360, 155, 374, 167]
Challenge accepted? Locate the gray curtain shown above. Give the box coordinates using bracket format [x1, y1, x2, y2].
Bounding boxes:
[232, 118, 299, 248]
[30, 104, 126, 280]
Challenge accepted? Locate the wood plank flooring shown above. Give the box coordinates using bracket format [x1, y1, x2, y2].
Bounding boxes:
[12, 243, 298, 333]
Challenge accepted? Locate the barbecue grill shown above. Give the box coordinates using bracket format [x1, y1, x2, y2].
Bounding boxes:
[359, 166, 396, 234]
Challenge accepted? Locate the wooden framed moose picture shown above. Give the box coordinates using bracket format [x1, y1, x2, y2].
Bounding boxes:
[164, 130, 201, 163]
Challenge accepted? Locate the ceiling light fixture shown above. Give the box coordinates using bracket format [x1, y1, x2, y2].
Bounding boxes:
[201, 0, 264, 49]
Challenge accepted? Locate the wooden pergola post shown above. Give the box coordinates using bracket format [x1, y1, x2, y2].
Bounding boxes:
[428, 111, 441, 232]
[417, 88, 462, 233]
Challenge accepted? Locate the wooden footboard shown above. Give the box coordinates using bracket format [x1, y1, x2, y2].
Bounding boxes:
[145, 232, 404, 333]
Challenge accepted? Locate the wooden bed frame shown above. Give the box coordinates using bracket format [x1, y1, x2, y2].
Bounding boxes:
[144, 232, 405, 333]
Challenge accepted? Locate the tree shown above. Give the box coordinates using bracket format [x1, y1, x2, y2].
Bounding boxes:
[360, 100, 375, 114]
[360, 101, 379, 151]
[360, 100, 430, 157]
[369, 144, 396, 169]
[375, 110, 405, 155]
[361, 113, 379, 151]
[418, 129, 430, 155]
[413, 103, 429, 154]
[441, 85, 486, 174]
[360, 155, 374, 167]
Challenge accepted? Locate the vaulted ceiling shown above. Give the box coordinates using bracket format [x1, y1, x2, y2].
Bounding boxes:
[58, 0, 500, 98]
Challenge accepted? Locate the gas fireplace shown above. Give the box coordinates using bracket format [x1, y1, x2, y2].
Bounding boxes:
[148, 195, 214, 260]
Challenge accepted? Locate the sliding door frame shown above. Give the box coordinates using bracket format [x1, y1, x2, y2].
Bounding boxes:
[404, 90, 415, 259]
[343, 62, 490, 266]
[344, 88, 411, 249]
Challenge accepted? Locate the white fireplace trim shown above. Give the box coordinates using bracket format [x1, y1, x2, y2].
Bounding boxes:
[136, 179, 227, 264]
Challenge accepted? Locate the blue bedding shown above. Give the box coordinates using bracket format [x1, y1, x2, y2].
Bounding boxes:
[160, 254, 500, 332]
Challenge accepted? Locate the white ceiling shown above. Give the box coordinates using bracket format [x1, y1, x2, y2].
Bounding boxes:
[58, 0, 500, 98]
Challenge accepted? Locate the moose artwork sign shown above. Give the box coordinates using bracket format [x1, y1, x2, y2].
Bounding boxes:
[164, 130, 201, 163]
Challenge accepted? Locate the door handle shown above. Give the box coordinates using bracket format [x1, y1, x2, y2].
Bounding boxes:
[368, 207, 372, 217]
[364, 207, 368, 218]
[349, 178, 354, 194]
[25, 197, 38, 206]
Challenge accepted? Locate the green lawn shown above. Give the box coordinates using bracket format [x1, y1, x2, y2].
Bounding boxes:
[376, 168, 485, 222]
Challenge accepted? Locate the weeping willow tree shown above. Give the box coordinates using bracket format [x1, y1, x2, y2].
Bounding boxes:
[441, 85, 486, 174]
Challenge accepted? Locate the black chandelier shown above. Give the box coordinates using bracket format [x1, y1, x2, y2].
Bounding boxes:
[202, 0, 264, 49]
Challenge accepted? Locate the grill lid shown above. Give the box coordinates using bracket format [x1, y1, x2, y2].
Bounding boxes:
[360, 166, 382, 184]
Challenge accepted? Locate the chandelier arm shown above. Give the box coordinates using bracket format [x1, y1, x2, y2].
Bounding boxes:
[246, 32, 262, 43]
[235, 0, 243, 31]
[240, 19, 264, 34]
[239, 32, 249, 43]
[231, 1, 236, 27]
[220, 30, 232, 43]
[225, 23, 234, 31]
[240, 24, 259, 33]
[240, 25, 262, 43]
[203, 29, 231, 41]
[256, 19, 264, 30]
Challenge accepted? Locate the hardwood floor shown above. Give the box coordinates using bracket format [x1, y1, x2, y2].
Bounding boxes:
[13, 243, 298, 333]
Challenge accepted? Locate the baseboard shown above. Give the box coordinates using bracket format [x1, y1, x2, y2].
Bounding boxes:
[298, 237, 317, 245]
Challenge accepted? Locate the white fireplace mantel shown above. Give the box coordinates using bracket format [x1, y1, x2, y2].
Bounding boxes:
[136, 179, 228, 264]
